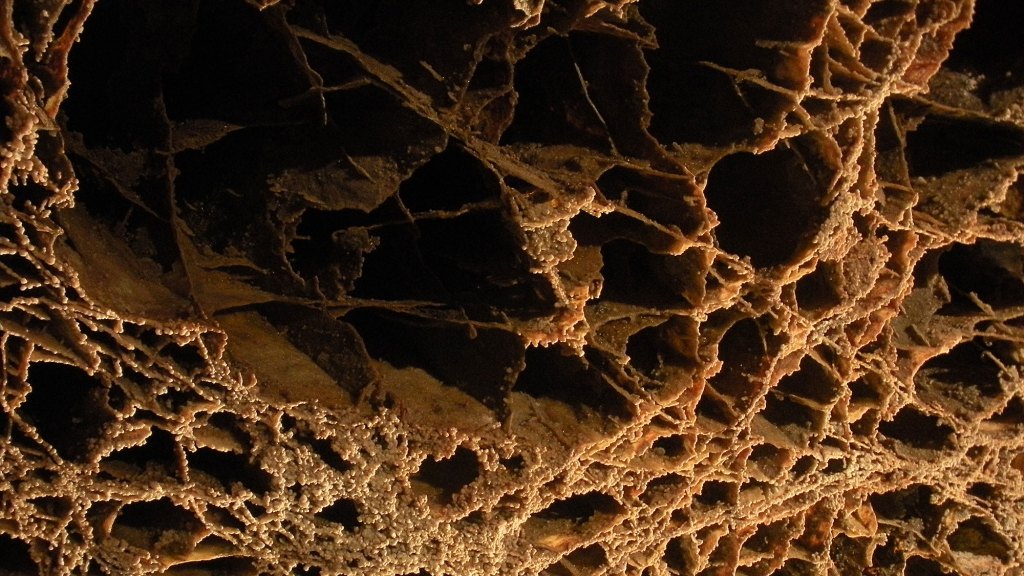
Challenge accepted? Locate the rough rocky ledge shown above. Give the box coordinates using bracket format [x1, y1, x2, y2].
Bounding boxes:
[1, 0, 1024, 574]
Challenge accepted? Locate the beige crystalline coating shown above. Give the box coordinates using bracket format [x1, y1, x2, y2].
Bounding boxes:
[1, 0, 1023, 574]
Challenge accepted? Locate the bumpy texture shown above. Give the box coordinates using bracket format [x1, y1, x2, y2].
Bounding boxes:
[1, 0, 1023, 574]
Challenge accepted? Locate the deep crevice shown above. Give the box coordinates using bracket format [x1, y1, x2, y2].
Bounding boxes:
[19, 362, 117, 463]
[412, 446, 481, 505]
[315, 498, 361, 531]
[704, 146, 828, 268]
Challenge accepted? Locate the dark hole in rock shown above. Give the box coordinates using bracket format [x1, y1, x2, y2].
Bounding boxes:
[315, 498, 361, 531]
[104, 427, 180, 473]
[910, 247, 943, 288]
[102, 378, 140, 414]
[112, 498, 202, 552]
[514, 344, 633, 422]
[500, 455, 525, 473]
[600, 241, 696, 307]
[852, 411, 879, 438]
[307, 0, 497, 104]
[859, 37, 898, 74]
[987, 396, 1024, 426]
[709, 318, 766, 399]
[650, 66, 739, 137]
[938, 240, 1024, 309]
[745, 520, 788, 554]
[28, 495, 72, 519]
[795, 262, 844, 313]
[792, 455, 817, 477]
[85, 500, 119, 536]
[946, 0, 1024, 87]
[322, 86, 447, 158]
[411, 211, 547, 311]
[161, 0, 316, 125]
[777, 356, 842, 405]
[84, 559, 106, 576]
[186, 447, 274, 495]
[594, 167, 709, 238]
[704, 147, 827, 268]
[907, 116, 1024, 177]
[8, 183, 54, 212]
[0, 533, 36, 575]
[535, 491, 624, 524]
[159, 342, 206, 374]
[761, 393, 821, 440]
[58, 165, 180, 273]
[412, 446, 481, 505]
[459, 511, 486, 527]
[916, 339, 1004, 413]
[652, 435, 687, 459]
[170, 128, 298, 257]
[967, 482, 996, 500]
[639, 4, 793, 146]
[303, 436, 353, 473]
[0, 279, 30, 312]
[206, 412, 250, 446]
[204, 505, 245, 531]
[501, 35, 613, 151]
[878, 407, 955, 451]
[398, 143, 499, 213]
[330, 203, 446, 302]
[0, 255, 43, 291]
[864, 0, 914, 28]
[870, 485, 943, 534]
[947, 517, 1011, 561]
[822, 458, 846, 474]
[348, 308, 522, 412]
[902, 557, 949, 576]
[749, 444, 789, 479]
[114, 497, 200, 533]
[19, 362, 117, 463]
[695, 394, 735, 427]
[871, 536, 904, 569]
[467, 46, 513, 90]
[849, 377, 882, 404]
[288, 208, 382, 297]
[663, 536, 696, 573]
[627, 317, 699, 378]
[244, 501, 267, 518]
[62, 0, 164, 149]
[695, 480, 735, 508]
[348, 204, 549, 312]
[670, 510, 689, 527]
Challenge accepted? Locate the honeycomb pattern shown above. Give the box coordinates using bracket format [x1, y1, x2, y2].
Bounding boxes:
[1, 0, 1023, 574]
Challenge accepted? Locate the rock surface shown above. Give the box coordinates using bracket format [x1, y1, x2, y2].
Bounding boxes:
[1, 0, 1023, 574]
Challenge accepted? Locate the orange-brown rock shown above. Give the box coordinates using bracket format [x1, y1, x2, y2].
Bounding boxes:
[1, 0, 1023, 574]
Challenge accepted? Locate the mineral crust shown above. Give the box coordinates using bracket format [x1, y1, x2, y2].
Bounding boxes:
[1, 0, 1024, 574]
